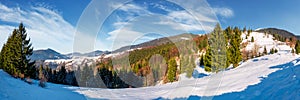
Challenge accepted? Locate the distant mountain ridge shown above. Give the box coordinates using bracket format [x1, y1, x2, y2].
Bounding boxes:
[65, 50, 110, 57]
[31, 49, 110, 61]
[31, 48, 69, 61]
[113, 33, 198, 53]
[256, 28, 300, 40]
[31, 33, 198, 61]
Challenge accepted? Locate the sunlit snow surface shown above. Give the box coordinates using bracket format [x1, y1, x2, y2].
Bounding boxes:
[73, 53, 300, 99]
[0, 70, 85, 100]
[0, 52, 299, 100]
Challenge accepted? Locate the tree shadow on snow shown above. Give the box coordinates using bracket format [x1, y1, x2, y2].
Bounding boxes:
[253, 58, 268, 62]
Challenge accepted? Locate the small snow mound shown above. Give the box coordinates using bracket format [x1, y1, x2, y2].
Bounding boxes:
[0, 69, 85, 100]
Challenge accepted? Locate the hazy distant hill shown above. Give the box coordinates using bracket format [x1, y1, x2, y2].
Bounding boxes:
[31, 48, 110, 61]
[31, 48, 69, 61]
[113, 33, 198, 53]
[256, 28, 300, 40]
[66, 50, 110, 57]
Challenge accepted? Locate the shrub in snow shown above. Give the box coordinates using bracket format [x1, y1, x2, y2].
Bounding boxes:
[39, 78, 47, 88]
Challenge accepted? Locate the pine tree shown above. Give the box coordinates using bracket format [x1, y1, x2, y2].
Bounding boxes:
[251, 36, 254, 42]
[263, 46, 267, 55]
[295, 40, 300, 54]
[57, 66, 66, 84]
[275, 49, 278, 53]
[207, 24, 227, 72]
[199, 55, 204, 66]
[231, 27, 242, 68]
[204, 47, 212, 72]
[167, 58, 177, 82]
[226, 48, 232, 68]
[18, 23, 35, 78]
[223, 27, 232, 68]
[270, 48, 274, 54]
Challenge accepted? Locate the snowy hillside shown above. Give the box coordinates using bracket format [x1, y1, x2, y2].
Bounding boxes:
[1, 52, 299, 99]
[74, 52, 300, 99]
[241, 31, 292, 53]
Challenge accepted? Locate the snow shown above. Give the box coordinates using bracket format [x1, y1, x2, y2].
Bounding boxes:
[1, 53, 299, 99]
[241, 32, 292, 53]
[0, 70, 86, 100]
[44, 59, 73, 63]
[180, 37, 190, 40]
[104, 48, 142, 58]
[74, 53, 299, 99]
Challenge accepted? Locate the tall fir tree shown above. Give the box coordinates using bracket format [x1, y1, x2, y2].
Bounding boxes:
[231, 27, 242, 68]
[204, 46, 212, 72]
[207, 24, 227, 72]
[17, 23, 35, 78]
[57, 66, 67, 84]
[223, 27, 232, 68]
[167, 58, 177, 82]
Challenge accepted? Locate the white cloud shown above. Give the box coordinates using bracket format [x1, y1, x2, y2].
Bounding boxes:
[118, 4, 143, 12]
[0, 25, 15, 47]
[212, 7, 234, 18]
[155, 10, 215, 32]
[107, 27, 144, 50]
[0, 3, 75, 53]
[104, 1, 234, 50]
[104, 3, 156, 50]
[113, 21, 130, 29]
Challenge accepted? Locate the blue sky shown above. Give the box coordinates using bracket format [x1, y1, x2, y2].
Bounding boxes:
[209, 0, 300, 34]
[0, 0, 299, 53]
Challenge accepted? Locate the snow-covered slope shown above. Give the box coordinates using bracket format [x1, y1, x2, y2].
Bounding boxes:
[1, 53, 299, 99]
[241, 32, 292, 53]
[74, 53, 300, 99]
[0, 70, 86, 100]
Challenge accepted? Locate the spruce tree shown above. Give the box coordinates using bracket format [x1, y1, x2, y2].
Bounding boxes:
[263, 46, 267, 55]
[251, 36, 254, 42]
[167, 58, 177, 82]
[199, 55, 204, 66]
[207, 24, 227, 72]
[295, 40, 300, 54]
[223, 27, 232, 68]
[231, 27, 242, 68]
[226, 48, 232, 68]
[17, 23, 35, 78]
[270, 48, 274, 54]
[204, 47, 212, 72]
[57, 66, 67, 84]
